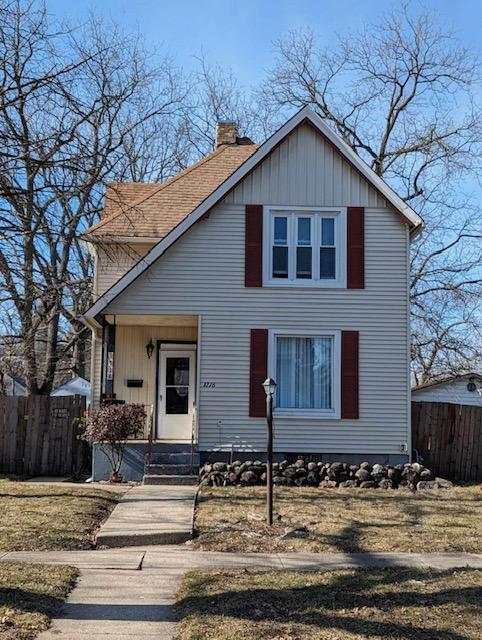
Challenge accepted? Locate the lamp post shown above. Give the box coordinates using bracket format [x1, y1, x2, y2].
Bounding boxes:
[262, 377, 276, 526]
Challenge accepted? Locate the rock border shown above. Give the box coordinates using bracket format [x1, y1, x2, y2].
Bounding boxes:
[199, 459, 453, 491]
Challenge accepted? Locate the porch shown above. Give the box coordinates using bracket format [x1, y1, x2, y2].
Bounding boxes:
[99, 314, 199, 444]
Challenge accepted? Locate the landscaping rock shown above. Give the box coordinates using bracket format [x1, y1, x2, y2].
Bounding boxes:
[320, 479, 338, 488]
[339, 480, 357, 488]
[281, 526, 309, 539]
[355, 468, 370, 482]
[359, 480, 378, 489]
[434, 477, 454, 489]
[197, 460, 443, 492]
[416, 480, 440, 491]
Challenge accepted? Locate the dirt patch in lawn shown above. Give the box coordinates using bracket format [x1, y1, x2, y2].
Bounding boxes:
[194, 485, 481, 553]
[0, 479, 121, 551]
[175, 566, 482, 640]
[0, 562, 77, 640]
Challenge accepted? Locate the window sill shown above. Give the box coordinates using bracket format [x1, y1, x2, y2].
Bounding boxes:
[274, 409, 340, 420]
[263, 279, 346, 289]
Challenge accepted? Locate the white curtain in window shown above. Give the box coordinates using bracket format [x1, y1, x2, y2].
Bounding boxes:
[276, 337, 332, 409]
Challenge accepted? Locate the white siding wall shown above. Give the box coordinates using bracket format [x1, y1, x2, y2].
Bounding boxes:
[225, 124, 388, 208]
[94, 243, 154, 298]
[412, 380, 482, 406]
[104, 212, 410, 454]
[99, 123, 410, 455]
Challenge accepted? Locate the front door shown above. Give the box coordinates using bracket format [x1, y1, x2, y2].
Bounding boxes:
[158, 348, 196, 440]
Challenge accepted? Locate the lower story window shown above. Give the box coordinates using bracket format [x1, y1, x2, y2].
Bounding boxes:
[275, 335, 334, 410]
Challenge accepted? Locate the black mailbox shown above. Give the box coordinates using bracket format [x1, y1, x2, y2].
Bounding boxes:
[126, 379, 143, 388]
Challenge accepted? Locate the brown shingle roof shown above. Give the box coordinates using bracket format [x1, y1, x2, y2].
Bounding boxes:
[85, 143, 259, 239]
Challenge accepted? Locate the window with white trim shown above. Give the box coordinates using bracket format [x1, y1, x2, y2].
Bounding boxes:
[269, 329, 341, 418]
[264, 208, 346, 287]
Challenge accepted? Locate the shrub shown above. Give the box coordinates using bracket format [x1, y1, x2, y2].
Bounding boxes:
[84, 403, 146, 481]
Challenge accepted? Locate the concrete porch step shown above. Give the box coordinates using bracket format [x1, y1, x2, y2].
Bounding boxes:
[143, 474, 198, 485]
[147, 463, 198, 476]
[150, 452, 200, 465]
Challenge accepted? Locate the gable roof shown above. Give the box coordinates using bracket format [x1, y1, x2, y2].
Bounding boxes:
[84, 143, 259, 240]
[83, 106, 424, 325]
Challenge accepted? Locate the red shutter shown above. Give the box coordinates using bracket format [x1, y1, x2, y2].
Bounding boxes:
[245, 205, 263, 287]
[341, 330, 359, 419]
[249, 329, 268, 417]
[347, 207, 365, 289]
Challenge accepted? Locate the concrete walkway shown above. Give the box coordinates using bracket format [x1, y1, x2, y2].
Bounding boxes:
[95, 484, 197, 547]
[2, 548, 481, 640]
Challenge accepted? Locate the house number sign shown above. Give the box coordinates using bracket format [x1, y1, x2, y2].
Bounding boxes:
[202, 381, 216, 389]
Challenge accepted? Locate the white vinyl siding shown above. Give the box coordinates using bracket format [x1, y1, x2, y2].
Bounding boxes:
[104, 204, 409, 455]
[224, 124, 388, 208]
[412, 379, 482, 406]
[94, 243, 154, 298]
[98, 122, 410, 455]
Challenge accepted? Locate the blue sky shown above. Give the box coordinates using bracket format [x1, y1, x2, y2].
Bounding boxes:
[48, 0, 482, 88]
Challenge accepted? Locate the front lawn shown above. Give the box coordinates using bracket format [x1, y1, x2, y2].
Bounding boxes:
[0, 562, 77, 640]
[195, 485, 481, 553]
[0, 479, 120, 551]
[175, 567, 482, 640]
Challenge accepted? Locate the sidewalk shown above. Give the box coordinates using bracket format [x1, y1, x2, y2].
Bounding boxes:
[95, 484, 197, 547]
[3, 547, 481, 640]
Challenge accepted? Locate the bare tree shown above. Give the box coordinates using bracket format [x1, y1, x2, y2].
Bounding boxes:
[177, 54, 274, 162]
[262, 4, 482, 382]
[0, 1, 186, 393]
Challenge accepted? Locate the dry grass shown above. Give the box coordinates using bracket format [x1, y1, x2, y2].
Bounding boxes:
[0, 479, 120, 551]
[0, 562, 77, 640]
[194, 485, 481, 553]
[175, 566, 482, 640]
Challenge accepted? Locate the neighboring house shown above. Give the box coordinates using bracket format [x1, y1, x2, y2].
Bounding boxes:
[82, 107, 424, 481]
[51, 376, 91, 405]
[0, 373, 27, 396]
[412, 374, 482, 407]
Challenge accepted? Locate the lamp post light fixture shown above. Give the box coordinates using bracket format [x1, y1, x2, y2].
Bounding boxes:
[262, 377, 276, 526]
[146, 338, 155, 359]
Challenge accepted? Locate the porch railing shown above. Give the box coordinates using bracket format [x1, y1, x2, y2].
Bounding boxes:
[131, 404, 154, 440]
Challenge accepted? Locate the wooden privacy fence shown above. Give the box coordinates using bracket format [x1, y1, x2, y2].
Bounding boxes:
[0, 395, 89, 477]
[412, 401, 482, 482]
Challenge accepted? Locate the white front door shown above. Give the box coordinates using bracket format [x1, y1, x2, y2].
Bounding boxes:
[158, 348, 196, 440]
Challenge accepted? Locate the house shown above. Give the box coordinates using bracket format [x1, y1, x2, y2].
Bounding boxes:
[82, 107, 423, 482]
[51, 376, 91, 405]
[412, 373, 482, 407]
[0, 372, 27, 396]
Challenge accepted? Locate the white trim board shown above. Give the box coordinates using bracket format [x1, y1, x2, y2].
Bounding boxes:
[84, 106, 424, 323]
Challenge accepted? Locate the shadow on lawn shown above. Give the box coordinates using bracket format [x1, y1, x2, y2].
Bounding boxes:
[176, 567, 480, 640]
[0, 586, 65, 619]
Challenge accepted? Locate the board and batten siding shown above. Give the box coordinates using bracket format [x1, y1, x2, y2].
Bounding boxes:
[113, 325, 197, 408]
[225, 124, 388, 208]
[104, 214, 410, 455]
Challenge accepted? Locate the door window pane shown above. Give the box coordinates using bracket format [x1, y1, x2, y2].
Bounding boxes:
[276, 336, 333, 409]
[320, 247, 336, 279]
[166, 386, 189, 414]
[322, 218, 335, 246]
[273, 246, 288, 278]
[166, 357, 189, 385]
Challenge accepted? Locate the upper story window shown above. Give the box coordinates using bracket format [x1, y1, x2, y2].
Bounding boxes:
[264, 207, 346, 287]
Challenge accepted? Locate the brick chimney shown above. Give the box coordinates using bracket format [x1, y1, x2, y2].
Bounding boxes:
[215, 121, 238, 147]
